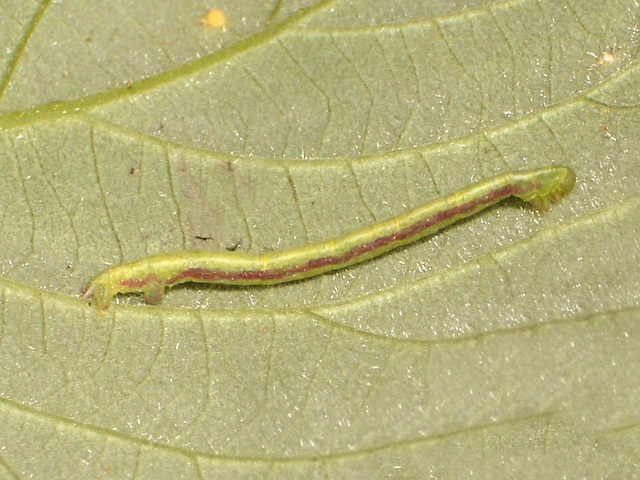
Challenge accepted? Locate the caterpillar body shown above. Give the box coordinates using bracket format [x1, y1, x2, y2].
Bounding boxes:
[83, 166, 575, 309]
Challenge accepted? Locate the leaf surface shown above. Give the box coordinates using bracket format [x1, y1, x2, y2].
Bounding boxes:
[0, 1, 639, 478]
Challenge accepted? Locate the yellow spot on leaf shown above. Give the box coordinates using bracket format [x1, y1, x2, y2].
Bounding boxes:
[202, 9, 227, 29]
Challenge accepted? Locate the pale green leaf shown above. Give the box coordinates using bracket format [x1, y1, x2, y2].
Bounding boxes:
[0, 0, 639, 478]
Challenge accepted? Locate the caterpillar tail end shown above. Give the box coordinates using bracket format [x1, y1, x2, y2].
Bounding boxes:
[528, 167, 576, 212]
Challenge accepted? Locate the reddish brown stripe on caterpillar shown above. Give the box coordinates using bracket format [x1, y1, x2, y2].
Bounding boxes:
[83, 166, 575, 309]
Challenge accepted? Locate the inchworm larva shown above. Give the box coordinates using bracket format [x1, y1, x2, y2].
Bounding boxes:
[83, 165, 575, 309]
